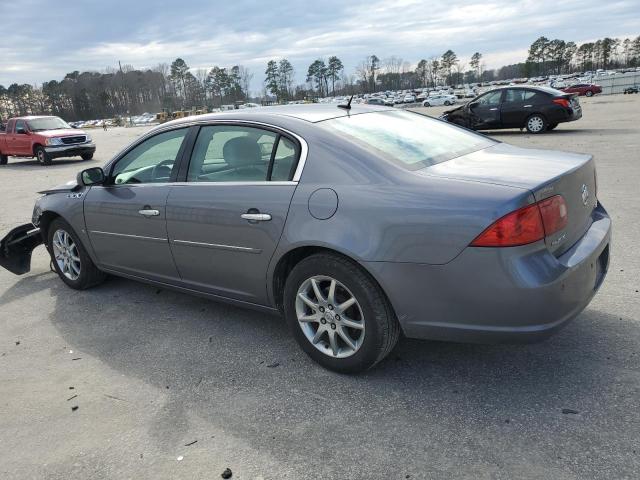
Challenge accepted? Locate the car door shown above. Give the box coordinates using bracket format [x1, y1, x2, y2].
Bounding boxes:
[13, 120, 31, 155]
[499, 89, 530, 127]
[166, 123, 302, 305]
[468, 90, 503, 129]
[84, 126, 193, 282]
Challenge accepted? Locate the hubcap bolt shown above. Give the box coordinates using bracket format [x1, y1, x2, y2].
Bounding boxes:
[335, 315, 340, 320]
[331, 323, 336, 330]
[328, 305, 334, 310]
[319, 306, 325, 313]
[321, 318, 326, 324]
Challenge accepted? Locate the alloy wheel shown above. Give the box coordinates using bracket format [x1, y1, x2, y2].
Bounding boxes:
[37, 150, 45, 164]
[527, 116, 544, 133]
[52, 229, 81, 280]
[295, 275, 365, 358]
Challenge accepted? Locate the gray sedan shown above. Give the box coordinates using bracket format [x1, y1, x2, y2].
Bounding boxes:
[0, 104, 611, 373]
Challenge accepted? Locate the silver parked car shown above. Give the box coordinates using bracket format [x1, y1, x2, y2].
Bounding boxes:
[0, 104, 611, 373]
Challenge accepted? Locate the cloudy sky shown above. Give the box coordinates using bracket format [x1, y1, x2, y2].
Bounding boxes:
[1, 0, 638, 92]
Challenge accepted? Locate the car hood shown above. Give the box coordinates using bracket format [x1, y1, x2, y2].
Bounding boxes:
[443, 104, 465, 115]
[35, 129, 87, 137]
[38, 179, 79, 195]
[418, 142, 591, 191]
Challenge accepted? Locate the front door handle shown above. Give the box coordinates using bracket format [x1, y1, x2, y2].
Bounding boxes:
[241, 213, 272, 222]
[138, 208, 160, 217]
[489, 107, 498, 111]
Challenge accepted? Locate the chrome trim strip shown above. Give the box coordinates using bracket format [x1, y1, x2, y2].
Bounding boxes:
[172, 239, 261, 254]
[90, 230, 167, 242]
[171, 181, 296, 187]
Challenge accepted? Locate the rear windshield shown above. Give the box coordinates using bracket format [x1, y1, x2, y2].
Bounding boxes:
[26, 117, 70, 132]
[320, 110, 496, 170]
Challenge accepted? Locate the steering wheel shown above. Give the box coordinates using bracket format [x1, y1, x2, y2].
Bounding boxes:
[151, 159, 174, 181]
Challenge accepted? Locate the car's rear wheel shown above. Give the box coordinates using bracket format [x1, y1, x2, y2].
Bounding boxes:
[585, 90, 594, 97]
[0, 153, 7, 165]
[81, 153, 94, 160]
[35, 146, 52, 165]
[423, 102, 431, 107]
[48, 218, 106, 290]
[525, 114, 547, 134]
[283, 253, 399, 373]
[444, 100, 451, 106]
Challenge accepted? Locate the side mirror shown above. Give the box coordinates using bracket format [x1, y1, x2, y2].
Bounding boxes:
[468, 101, 478, 109]
[77, 167, 105, 186]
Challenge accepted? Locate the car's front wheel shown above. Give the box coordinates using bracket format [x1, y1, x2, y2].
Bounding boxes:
[81, 153, 94, 160]
[283, 253, 399, 373]
[585, 90, 594, 97]
[444, 100, 451, 105]
[48, 218, 106, 290]
[34, 146, 52, 165]
[423, 102, 431, 107]
[525, 114, 547, 134]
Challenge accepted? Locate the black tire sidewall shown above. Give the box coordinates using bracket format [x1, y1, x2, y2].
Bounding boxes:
[283, 254, 391, 373]
[81, 154, 93, 160]
[47, 219, 94, 289]
[35, 146, 51, 165]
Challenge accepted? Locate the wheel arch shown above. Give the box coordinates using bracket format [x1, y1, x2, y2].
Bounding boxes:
[270, 245, 398, 325]
[32, 143, 44, 156]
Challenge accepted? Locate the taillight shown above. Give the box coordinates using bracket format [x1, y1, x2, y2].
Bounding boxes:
[538, 195, 568, 235]
[553, 98, 570, 108]
[470, 195, 568, 247]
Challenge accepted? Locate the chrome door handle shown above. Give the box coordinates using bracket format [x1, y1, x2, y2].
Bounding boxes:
[138, 209, 160, 217]
[489, 107, 498, 111]
[524, 104, 532, 108]
[241, 213, 272, 222]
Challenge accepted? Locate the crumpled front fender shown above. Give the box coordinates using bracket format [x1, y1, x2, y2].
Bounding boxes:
[0, 223, 43, 275]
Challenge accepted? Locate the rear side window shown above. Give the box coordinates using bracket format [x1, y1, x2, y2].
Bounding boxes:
[523, 90, 549, 103]
[321, 110, 496, 170]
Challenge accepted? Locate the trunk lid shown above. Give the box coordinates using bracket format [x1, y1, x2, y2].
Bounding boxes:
[420, 143, 598, 255]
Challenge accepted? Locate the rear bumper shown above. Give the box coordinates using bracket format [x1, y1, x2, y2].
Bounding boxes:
[0, 223, 43, 275]
[364, 204, 611, 343]
[45, 143, 95, 158]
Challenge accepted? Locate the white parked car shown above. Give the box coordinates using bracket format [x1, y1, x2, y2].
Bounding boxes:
[403, 94, 416, 103]
[422, 94, 457, 107]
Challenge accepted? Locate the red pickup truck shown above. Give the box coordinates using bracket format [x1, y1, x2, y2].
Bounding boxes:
[0, 116, 95, 166]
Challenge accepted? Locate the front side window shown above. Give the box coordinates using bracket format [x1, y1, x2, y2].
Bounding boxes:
[187, 125, 299, 182]
[478, 90, 502, 106]
[15, 120, 27, 133]
[320, 110, 496, 170]
[111, 128, 188, 184]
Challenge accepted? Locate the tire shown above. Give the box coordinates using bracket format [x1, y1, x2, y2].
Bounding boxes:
[81, 153, 94, 160]
[47, 218, 106, 290]
[34, 146, 52, 165]
[525, 114, 547, 134]
[423, 102, 431, 107]
[444, 101, 451, 106]
[283, 253, 399, 373]
[585, 90, 594, 97]
[0, 153, 7, 165]
[547, 123, 558, 131]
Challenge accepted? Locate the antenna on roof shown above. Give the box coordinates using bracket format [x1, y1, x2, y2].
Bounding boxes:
[338, 95, 354, 110]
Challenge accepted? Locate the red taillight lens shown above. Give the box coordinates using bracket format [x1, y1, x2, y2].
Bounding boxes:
[470, 195, 569, 248]
[470, 203, 545, 247]
[538, 195, 568, 235]
[553, 98, 570, 108]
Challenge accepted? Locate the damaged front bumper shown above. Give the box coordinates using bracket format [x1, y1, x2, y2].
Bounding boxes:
[0, 223, 43, 275]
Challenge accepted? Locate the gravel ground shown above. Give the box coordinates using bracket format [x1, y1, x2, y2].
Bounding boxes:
[1, 95, 639, 479]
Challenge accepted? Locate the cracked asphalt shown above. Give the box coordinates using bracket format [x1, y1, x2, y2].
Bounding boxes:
[1, 94, 639, 479]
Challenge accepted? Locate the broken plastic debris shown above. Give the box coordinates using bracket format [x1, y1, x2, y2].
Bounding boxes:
[177, 456, 184, 461]
[221, 467, 232, 479]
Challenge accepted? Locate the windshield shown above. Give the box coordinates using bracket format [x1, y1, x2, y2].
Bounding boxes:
[26, 117, 70, 132]
[320, 110, 496, 170]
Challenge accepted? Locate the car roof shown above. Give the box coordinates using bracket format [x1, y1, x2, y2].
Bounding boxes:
[488, 85, 564, 95]
[161, 104, 394, 127]
[12, 115, 58, 121]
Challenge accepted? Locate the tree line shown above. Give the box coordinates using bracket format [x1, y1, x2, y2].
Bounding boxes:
[1, 34, 638, 121]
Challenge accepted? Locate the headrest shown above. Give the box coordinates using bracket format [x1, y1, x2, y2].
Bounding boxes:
[223, 136, 261, 168]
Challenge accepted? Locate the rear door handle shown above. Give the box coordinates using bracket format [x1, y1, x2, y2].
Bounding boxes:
[241, 213, 271, 222]
[138, 208, 160, 217]
[489, 108, 498, 111]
